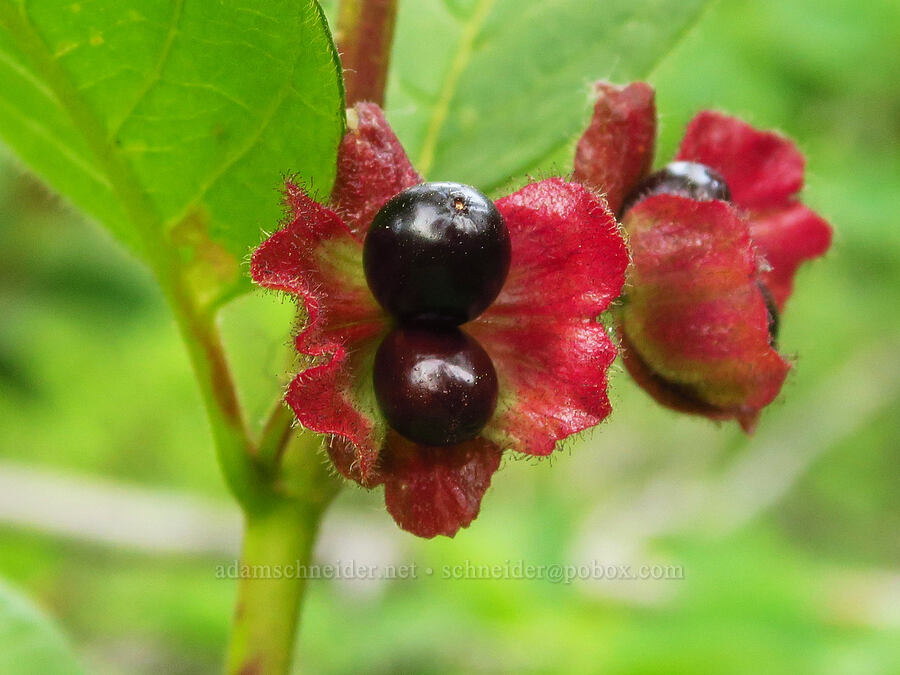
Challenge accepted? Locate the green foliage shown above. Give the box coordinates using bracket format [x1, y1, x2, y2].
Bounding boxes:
[0, 0, 344, 303]
[0, 580, 83, 675]
[381, 0, 710, 190]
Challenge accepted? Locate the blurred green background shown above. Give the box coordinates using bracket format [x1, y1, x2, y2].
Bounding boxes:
[1, 0, 898, 672]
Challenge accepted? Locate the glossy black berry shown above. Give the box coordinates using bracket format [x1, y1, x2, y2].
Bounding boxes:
[373, 325, 498, 446]
[621, 161, 731, 216]
[363, 182, 511, 324]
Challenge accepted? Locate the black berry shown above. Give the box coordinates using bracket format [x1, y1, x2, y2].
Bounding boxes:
[621, 161, 731, 216]
[756, 280, 780, 346]
[373, 325, 498, 446]
[363, 182, 511, 325]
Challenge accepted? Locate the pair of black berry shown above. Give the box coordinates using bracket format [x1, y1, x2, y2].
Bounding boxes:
[622, 161, 778, 343]
[363, 182, 511, 446]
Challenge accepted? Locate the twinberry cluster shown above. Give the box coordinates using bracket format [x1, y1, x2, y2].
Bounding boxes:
[363, 182, 512, 446]
[251, 93, 830, 538]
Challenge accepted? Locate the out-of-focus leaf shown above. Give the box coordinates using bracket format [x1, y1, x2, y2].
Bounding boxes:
[0, 0, 343, 302]
[0, 580, 83, 675]
[384, 0, 711, 191]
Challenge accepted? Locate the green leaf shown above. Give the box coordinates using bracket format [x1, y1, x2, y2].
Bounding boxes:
[0, 0, 343, 303]
[0, 580, 83, 675]
[384, 0, 711, 191]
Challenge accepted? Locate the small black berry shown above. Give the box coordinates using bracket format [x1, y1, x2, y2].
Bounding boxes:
[373, 325, 498, 446]
[621, 161, 731, 216]
[363, 182, 511, 324]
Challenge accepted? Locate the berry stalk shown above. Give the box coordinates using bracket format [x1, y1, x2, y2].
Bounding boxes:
[336, 0, 398, 106]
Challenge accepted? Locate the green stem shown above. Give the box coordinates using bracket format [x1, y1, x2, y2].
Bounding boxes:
[225, 502, 323, 675]
[336, 0, 398, 106]
[226, 439, 341, 675]
[168, 290, 270, 509]
[255, 401, 297, 472]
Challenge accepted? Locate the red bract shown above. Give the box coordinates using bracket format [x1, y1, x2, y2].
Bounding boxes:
[252, 103, 628, 537]
[574, 81, 657, 215]
[676, 112, 833, 310]
[574, 82, 832, 431]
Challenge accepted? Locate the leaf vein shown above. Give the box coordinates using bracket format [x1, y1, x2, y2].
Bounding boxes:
[480, 0, 717, 191]
[107, 0, 184, 141]
[0, 93, 111, 186]
[162, 34, 310, 229]
[415, 0, 496, 176]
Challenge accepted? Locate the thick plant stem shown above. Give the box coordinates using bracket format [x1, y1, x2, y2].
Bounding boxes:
[225, 502, 323, 675]
[336, 0, 398, 106]
[226, 434, 341, 675]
